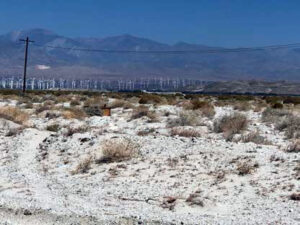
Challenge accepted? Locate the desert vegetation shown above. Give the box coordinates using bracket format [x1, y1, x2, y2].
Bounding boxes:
[0, 89, 299, 224]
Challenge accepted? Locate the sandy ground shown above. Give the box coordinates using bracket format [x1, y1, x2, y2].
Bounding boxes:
[0, 100, 299, 225]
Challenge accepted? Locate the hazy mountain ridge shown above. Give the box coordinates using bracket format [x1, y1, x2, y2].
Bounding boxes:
[0, 28, 300, 81]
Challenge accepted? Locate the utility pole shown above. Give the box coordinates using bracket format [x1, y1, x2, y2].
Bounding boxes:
[19, 37, 34, 94]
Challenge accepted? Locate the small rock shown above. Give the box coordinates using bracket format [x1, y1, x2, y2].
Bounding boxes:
[23, 209, 32, 216]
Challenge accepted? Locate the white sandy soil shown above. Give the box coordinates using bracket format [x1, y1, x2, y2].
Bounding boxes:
[0, 100, 299, 225]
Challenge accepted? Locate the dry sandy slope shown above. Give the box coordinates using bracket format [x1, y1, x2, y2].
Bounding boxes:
[0, 105, 299, 225]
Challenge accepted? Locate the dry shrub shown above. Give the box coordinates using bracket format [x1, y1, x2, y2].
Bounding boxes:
[290, 193, 300, 201]
[186, 193, 204, 207]
[253, 101, 267, 112]
[236, 161, 257, 175]
[262, 108, 300, 139]
[35, 105, 51, 114]
[139, 94, 163, 104]
[213, 113, 248, 139]
[137, 128, 155, 136]
[241, 131, 271, 145]
[170, 127, 201, 137]
[62, 108, 86, 120]
[0, 106, 29, 125]
[190, 99, 209, 110]
[84, 96, 107, 107]
[45, 111, 60, 119]
[24, 102, 34, 109]
[5, 127, 23, 137]
[43, 100, 56, 106]
[83, 97, 107, 116]
[163, 95, 178, 105]
[109, 99, 134, 109]
[131, 106, 158, 122]
[261, 108, 291, 123]
[55, 95, 72, 103]
[70, 99, 81, 106]
[276, 114, 300, 139]
[83, 105, 102, 116]
[46, 124, 60, 132]
[167, 111, 199, 128]
[184, 99, 216, 118]
[29, 95, 42, 103]
[233, 101, 252, 111]
[271, 102, 284, 109]
[200, 104, 215, 118]
[65, 125, 88, 137]
[283, 97, 300, 105]
[71, 156, 93, 175]
[285, 139, 300, 153]
[97, 138, 139, 163]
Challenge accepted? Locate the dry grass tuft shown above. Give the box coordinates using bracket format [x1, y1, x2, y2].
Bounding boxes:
[276, 114, 300, 139]
[62, 108, 87, 120]
[137, 128, 155, 136]
[170, 127, 201, 137]
[97, 138, 139, 163]
[130, 106, 158, 122]
[213, 113, 248, 140]
[109, 99, 134, 109]
[71, 156, 93, 175]
[232, 101, 252, 111]
[35, 105, 51, 114]
[46, 124, 60, 132]
[5, 127, 23, 137]
[262, 108, 300, 139]
[65, 125, 88, 137]
[285, 139, 300, 153]
[167, 111, 199, 128]
[139, 94, 164, 104]
[82, 97, 107, 116]
[241, 131, 271, 145]
[0, 106, 29, 125]
[70, 99, 81, 106]
[183, 99, 215, 118]
[261, 108, 291, 123]
[236, 161, 257, 175]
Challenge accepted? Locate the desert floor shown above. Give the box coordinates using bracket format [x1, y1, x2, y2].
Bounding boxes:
[0, 92, 299, 224]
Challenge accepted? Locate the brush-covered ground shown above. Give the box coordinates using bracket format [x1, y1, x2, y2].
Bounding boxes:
[0, 90, 299, 225]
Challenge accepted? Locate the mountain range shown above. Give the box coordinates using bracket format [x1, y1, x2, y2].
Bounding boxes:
[0, 28, 300, 81]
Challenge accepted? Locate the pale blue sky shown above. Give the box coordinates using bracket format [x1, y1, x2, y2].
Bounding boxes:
[0, 0, 300, 47]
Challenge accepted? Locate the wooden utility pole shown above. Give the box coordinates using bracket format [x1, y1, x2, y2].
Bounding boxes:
[19, 37, 34, 94]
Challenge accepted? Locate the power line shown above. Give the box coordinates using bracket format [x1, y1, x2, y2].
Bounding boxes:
[20, 37, 34, 93]
[32, 42, 300, 54]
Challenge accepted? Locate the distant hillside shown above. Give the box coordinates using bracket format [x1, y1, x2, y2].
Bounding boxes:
[1, 28, 300, 81]
[188, 80, 300, 95]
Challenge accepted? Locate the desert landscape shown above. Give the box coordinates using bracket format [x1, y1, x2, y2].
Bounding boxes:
[0, 90, 299, 224]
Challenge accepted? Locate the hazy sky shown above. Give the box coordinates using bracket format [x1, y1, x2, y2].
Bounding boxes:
[0, 0, 300, 47]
